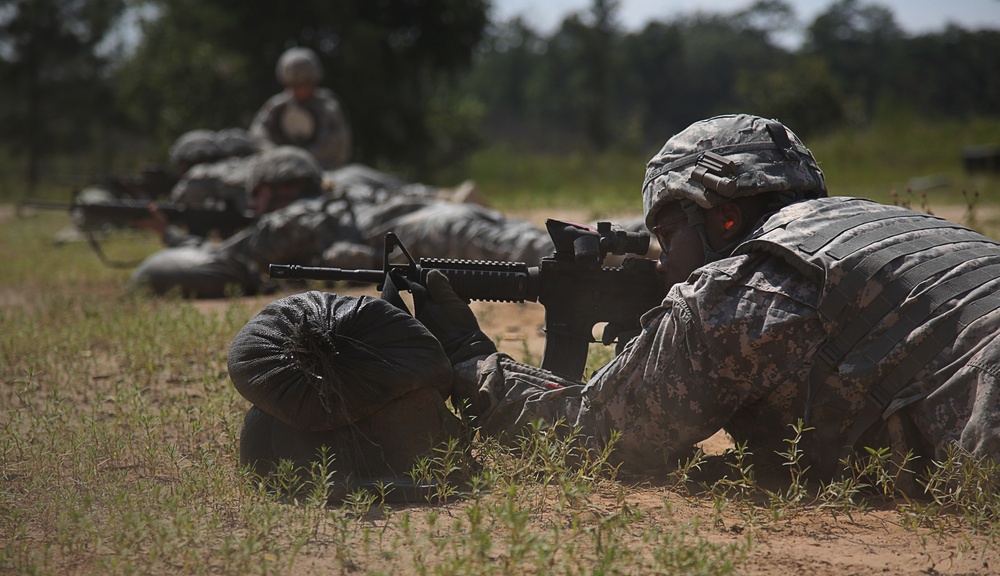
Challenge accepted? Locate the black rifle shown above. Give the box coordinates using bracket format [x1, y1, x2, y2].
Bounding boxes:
[269, 219, 665, 380]
[20, 198, 256, 238]
[20, 198, 256, 269]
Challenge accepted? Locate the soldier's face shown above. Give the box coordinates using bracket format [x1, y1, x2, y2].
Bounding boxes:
[652, 204, 706, 287]
[290, 83, 316, 101]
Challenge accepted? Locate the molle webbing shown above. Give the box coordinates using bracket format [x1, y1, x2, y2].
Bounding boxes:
[874, 287, 1000, 406]
[799, 213, 962, 255]
[803, 212, 1000, 424]
[820, 245, 998, 365]
[734, 204, 1000, 429]
[818, 232, 995, 326]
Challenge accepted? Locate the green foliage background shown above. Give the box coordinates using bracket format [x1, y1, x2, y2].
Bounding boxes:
[2, 0, 999, 192]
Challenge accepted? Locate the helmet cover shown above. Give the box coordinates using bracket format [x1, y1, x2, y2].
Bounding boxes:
[642, 114, 827, 229]
[169, 129, 222, 169]
[276, 47, 323, 86]
[246, 146, 322, 195]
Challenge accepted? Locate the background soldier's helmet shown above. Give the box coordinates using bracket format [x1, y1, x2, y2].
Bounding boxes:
[215, 127, 259, 158]
[246, 146, 324, 197]
[642, 114, 828, 229]
[276, 47, 323, 87]
[168, 129, 223, 172]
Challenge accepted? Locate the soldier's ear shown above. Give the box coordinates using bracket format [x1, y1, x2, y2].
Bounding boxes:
[716, 202, 743, 241]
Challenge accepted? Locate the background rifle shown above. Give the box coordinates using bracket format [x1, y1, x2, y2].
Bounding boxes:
[20, 198, 256, 268]
[270, 219, 665, 380]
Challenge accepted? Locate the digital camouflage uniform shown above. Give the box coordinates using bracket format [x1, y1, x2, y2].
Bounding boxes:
[154, 129, 262, 247]
[129, 146, 329, 297]
[168, 129, 226, 174]
[369, 201, 555, 264]
[250, 47, 351, 169]
[325, 164, 411, 195]
[250, 89, 351, 170]
[161, 154, 262, 247]
[61, 128, 253, 243]
[453, 114, 1000, 481]
[129, 148, 555, 298]
[169, 154, 260, 213]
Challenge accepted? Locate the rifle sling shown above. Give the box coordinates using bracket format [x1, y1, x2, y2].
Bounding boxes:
[85, 230, 147, 269]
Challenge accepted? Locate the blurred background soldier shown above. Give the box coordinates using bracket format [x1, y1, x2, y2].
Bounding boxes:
[131, 128, 262, 248]
[49, 128, 251, 246]
[129, 146, 554, 298]
[366, 200, 555, 264]
[168, 129, 226, 176]
[250, 47, 352, 169]
[167, 128, 261, 217]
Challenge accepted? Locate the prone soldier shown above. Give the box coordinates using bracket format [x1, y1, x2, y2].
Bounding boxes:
[414, 113, 1000, 490]
[129, 146, 555, 298]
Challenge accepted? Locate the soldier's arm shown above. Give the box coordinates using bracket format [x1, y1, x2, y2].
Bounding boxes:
[310, 97, 352, 168]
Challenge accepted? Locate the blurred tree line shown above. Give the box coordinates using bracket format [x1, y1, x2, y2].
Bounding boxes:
[1, 0, 488, 190]
[1, 0, 998, 191]
[466, 0, 1000, 153]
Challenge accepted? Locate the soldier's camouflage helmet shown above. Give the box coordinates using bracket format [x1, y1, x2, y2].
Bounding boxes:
[642, 114, 827, 229]
[215, 128, 258, 158]
[246, 146, 323, 196]
[276, 47, 323, 87]
[169, 129, 222, 171]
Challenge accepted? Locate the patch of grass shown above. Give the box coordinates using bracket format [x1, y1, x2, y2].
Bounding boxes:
[807, 116, 1000, 206]
[467, 146, 645, 216]
[1, 210, 755, 575]
[466, 117, 1000, 217]
[4, 122, 1000, 574]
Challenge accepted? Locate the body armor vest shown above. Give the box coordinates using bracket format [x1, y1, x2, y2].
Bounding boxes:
[278, 100, 319, 145]
[733, 197, 1000, 444]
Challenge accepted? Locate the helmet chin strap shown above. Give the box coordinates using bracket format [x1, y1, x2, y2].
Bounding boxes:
[680, 199, 742, 264]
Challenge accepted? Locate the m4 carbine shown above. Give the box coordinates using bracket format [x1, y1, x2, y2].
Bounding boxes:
[269, 219, 665, 380]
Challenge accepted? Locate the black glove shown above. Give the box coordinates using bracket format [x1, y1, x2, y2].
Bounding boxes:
[408, 269, 497, 365]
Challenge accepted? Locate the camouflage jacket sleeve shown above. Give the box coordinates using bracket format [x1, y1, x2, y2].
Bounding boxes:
[306, 90, 352, 169]
[470, 252, 827, 472]
[248, 94, 284, 149]
[219, 197, 364, 270]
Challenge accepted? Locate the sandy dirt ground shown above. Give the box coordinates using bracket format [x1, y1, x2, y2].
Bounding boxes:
[8, 202, 1000, 574]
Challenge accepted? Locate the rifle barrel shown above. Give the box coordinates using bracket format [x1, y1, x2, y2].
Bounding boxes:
[19, 200, 75, 211]
[268, 264, 385, 284]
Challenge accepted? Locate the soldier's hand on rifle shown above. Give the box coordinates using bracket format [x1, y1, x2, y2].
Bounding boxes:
[132, 203, 169, 237]
[415, 270, 498, 365]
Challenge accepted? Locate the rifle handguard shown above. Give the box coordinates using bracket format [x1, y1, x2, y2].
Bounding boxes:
[268, 219, 664, 380]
